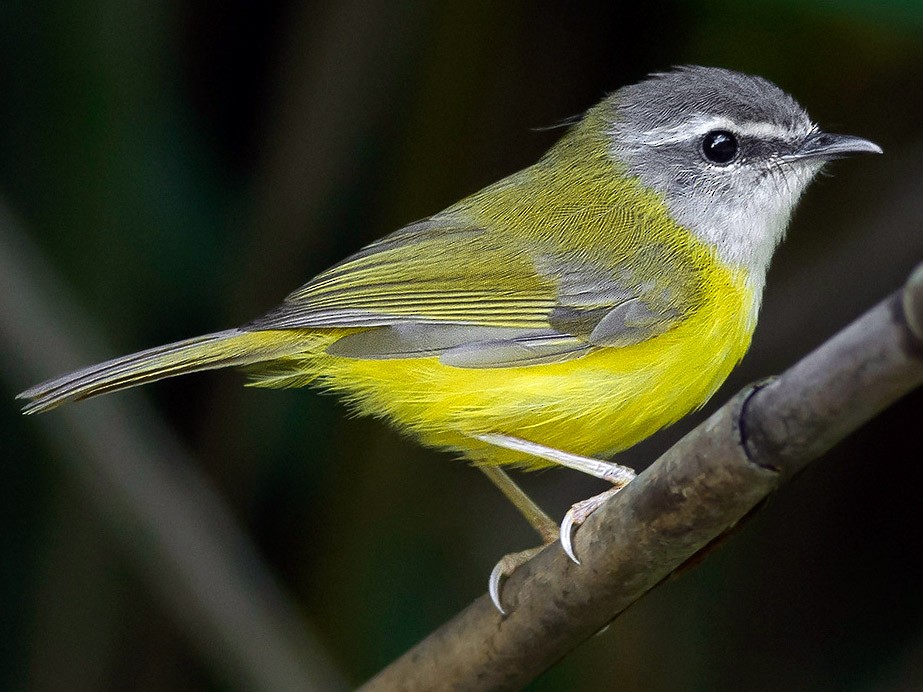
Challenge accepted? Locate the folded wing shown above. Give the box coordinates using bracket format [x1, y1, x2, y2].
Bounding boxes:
[246, 217, 694, 368]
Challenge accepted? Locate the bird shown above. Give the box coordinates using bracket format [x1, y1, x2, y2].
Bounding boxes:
[18, 66, 881, 612]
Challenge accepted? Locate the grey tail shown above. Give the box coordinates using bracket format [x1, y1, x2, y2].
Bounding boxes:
[17, 328, 305, 415]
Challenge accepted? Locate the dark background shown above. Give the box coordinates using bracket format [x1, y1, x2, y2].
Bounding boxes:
[2, 1, 922, 690]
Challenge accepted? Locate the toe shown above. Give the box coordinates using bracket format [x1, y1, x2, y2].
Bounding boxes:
[488, 560, 508, 614]
[559, 485, 630, 564]
[487, 545, 545, 614]
[560, 509, 581, 564]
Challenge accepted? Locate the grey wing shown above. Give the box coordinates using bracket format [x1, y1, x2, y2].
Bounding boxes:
[325, 296, 682, 370]
[327, 323, 594, 367]
[246, 219, 691, 368]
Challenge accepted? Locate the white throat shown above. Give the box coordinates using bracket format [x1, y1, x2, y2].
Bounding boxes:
[671, 160, 820, 277]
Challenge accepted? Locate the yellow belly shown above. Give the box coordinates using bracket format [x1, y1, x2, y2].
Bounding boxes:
[272, 266, 756, 469]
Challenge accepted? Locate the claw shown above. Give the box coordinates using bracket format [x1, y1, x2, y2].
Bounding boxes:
[488, 561, 508, 615]
[560, 509, 581, 564]
[486, 545, 545, 615]
[559, 483, 633, 564]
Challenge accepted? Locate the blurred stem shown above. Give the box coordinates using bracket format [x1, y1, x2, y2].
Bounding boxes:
[0, 199, 346, 692]
[236, 0, 425, 314]
[195, 0, 426, 500]
[361, 263, 923, 690]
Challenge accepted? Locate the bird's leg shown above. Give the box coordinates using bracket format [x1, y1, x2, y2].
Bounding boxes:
[473, 434, 637, 613]
[479, 466, 558, 543]
[479, 466, 558, 614]
[476, 433, 636, 563]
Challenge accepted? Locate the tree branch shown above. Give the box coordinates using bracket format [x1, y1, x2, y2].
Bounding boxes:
[361, 262, 923, 691]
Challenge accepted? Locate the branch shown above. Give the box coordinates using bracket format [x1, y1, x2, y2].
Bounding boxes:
[361, 262, 923, 691]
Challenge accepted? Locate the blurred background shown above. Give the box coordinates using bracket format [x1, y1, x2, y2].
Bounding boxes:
[2, 0, 922, 690]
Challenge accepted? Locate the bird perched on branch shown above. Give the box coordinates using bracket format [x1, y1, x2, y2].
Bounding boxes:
[18, 66, 880, 612]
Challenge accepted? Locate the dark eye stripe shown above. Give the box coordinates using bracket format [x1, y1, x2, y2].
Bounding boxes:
[737, 136, 792, 159]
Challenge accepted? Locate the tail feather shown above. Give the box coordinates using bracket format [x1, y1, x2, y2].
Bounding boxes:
[17, 328, 308, 414]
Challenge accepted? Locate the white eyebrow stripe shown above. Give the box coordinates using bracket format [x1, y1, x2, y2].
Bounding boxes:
[633, 116, 817, 147]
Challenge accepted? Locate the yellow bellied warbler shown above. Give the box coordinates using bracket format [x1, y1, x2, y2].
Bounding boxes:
[19, 66, 881, 611]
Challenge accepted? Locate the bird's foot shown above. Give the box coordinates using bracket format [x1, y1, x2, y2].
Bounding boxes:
[560, 483, 630, 564]
[473, 433, 637, 612]
[488, 544, 548, 615]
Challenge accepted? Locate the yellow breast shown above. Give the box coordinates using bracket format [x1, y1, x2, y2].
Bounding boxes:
[301, 258, 755, 469]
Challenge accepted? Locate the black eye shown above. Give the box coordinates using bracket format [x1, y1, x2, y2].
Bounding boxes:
[701, 130, 738, 165]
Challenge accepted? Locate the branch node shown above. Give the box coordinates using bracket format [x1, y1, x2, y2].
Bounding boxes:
[736, 377, 780, 471]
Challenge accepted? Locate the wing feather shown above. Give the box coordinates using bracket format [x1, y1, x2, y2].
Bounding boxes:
[244, 215, 701, 367]
[248, 220, 557, 330]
